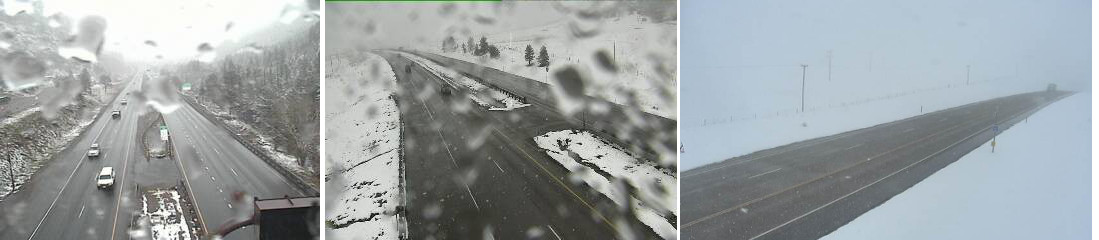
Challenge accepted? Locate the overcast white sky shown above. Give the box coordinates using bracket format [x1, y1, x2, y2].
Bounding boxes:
[326, 2, 596, 52]
[680, 0, 1090, 167]
[40, 0, 313, 62]
[682, 0, 1090, 117]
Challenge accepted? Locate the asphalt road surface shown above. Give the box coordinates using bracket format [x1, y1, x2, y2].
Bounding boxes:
[0, 78, 144, 240]
[681, 91, 1070, 240]
[166, 91, 307, 239]
[378, 51, 662, 239]
[0, 75, 306, 240]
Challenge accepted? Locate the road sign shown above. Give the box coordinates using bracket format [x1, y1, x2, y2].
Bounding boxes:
[160, 125, 169, 141]
[181, 83, 192, 91]
[992, 125, 999, 133]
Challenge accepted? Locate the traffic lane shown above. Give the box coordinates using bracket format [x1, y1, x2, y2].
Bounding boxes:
[166, 113, 251, 240]
[681, 99, 998, 222]
[683, 93, 1052, 239]
[2, 79, 137, 239]
[172, 104, 302, 198]
[409, 83, 618, 239]
[759, 93, 1067, 240]
[685, 106, 1005, 239]
[752, 94, 1051, 240]
[680, 92, 1029, 222]
[388, 52, 649, 239]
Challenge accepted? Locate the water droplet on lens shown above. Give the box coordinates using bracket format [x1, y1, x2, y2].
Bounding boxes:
[196, 43, 215, 62]
[1, 51, 46, 91]
[58, 15, 107, 63]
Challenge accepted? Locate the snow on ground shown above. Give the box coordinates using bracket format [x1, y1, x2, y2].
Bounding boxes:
[197, 102, 310, 178]
[433, 14, 677, 119]
[533, 130, 677, 239]
[682, 73, 1051, 170]
[822, 93, 1090, 239]
[141, 189, 195, 240]
[325, 52, 403, 240]
[399, 52, 530, 111]
[0, 106, 40, 126]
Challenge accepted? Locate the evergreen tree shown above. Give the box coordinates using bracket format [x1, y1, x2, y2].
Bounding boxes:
[537, 46, 550, 68]
[524, 44, 534, 66]
[466, 37, 475, 55]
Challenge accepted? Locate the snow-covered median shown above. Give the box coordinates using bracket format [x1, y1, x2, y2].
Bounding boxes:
[325, 52, 403, 239]
[399, 52, 531, 111]
[822, 93, 1090, 240]
[139, 189, 197, 240]
[533, 130, 677, 239]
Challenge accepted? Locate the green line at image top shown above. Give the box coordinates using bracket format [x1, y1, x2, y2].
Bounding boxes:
[326, 0, 500, 2]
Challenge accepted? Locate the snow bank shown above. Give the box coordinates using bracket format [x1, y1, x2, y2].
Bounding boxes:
[399, 52, 530, 111]
[325, 52, 403, 240]
[682, 76, 1048, 170]
[433, 14, 677, 119]
[141, 189, 195, 240]
[533, 130, 677, 239]
[822, 93, 1090, 240]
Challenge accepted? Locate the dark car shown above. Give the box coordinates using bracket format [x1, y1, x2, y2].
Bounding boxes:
[111, 110, 121, 119]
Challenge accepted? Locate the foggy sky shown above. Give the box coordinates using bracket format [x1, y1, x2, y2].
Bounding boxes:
[326, 2, 621, 53]
[681, 0, 1090, 167]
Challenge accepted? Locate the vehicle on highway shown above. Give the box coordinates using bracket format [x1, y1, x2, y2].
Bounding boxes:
[0, 95, 8, 104]
[440, 85, 452, 95]
[121, 98, 127, 105]
[111, 110, 121, 119]
[96, 167, 114, 189]
[406, 65, 412, 73]
[87, 143, 100, 158]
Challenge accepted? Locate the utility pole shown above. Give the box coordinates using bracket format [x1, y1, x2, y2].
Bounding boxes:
[801, 64, 808, 112]
[827, 50, 833, 82]
[966, 65, 971, 85]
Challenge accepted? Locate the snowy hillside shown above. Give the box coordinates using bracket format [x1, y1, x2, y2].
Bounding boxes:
[324, 52, 403, 239]
[432, 14, 677, 120]
[822, 93, 1090, 239]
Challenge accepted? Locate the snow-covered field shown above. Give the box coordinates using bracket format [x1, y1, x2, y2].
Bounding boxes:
[682, 74, 1051, 170]
[139, 189, 196, 240]
[433, 14, 677, 119]
[533, 130, 677, 239]
[324, 52, 403, 240]
[822, 93, 1090, 239]
[399, 52, 530, 111]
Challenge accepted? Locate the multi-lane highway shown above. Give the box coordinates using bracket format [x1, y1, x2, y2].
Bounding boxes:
[682, 91, 1070, 239]
[0, 78, 144, 240]
[166, 91, 308, 239]
[378, 51, 668, 239]
[0, 73, 309, 240]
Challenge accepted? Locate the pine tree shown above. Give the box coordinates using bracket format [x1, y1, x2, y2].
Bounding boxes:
[537, 46, 550, 68]
[524, 45, 534, 66]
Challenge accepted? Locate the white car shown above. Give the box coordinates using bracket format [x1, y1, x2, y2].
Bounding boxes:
[97, 167, 114, 189]
[120, 98, 127, 105]
[87, 143, 100, 158]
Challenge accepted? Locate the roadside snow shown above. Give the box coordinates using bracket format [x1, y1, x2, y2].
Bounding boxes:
[822, 93, 1090, 240]
[533, 130, 677, 239]
[325, 52, 403, 240]
[0, 106, 40, 126]
[434, 14, 677, 119]
[400, 52, 530, 111]
[141, 189, 195, 240]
